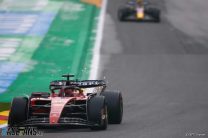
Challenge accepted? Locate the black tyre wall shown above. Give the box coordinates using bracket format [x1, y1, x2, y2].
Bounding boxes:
[8, 97, 28, 126]
[145, 7, 161, 22]
[88, 96, 108, 130]
[101, 91, 123, 124]
[118, 8, 126, 21]
[118, 7, 134, 21]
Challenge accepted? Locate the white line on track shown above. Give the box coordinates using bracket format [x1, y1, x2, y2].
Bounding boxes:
[89, 0, 108, 80]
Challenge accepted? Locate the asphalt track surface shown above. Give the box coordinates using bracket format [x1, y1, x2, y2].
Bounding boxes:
[14, 0, 208, 138]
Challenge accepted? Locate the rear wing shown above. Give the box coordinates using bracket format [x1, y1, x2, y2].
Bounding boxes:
[49, 80, 106, 90]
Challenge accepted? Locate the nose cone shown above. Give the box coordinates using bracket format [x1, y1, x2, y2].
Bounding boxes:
[50, 113, 60, 124]
[136, 7, 144, 19]
[49, 97, 72, 124]
[137, 12, 144, 19]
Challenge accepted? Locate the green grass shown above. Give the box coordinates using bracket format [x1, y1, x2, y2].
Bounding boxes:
[0, 103, 10, 112]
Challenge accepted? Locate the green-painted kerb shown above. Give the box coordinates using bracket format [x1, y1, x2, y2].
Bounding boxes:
[0, 0, 100, 102]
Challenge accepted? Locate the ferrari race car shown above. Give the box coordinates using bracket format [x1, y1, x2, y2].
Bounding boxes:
[118, 0, 161, 22]
[8, 74, 123, 130]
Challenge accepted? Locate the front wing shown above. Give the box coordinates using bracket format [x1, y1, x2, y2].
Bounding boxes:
[16, 117, 99, 127]
[125, 13, 155, 21]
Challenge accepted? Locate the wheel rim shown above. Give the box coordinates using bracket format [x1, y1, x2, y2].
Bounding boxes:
[101, 106, 108, 125]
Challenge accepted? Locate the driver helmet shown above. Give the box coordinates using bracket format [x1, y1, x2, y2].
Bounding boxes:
[136, 0, 143, 5]
[64, 88, 75, 97]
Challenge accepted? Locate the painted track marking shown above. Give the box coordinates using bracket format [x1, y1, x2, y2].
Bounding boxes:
[89, 0, 108, 80]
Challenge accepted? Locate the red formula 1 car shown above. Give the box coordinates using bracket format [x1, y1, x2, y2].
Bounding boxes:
[8, 74, 123, 130]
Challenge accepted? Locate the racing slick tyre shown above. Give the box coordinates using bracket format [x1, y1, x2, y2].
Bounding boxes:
[101, 91, 123, 124]
[118, 8, 129, 21]
[31, 92, 50, 98]
[145, 8, 161, 22]
[8, 97, 29, 126]
[88, 96, 108, 130]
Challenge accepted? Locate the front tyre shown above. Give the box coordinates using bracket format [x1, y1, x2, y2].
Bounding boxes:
[88, 96, 108, 130]
[101, 91, 123, 124]
[118, 7, 131, 21]
[8, 97, 29, 126]
[118, 8, 125, 21]
[145, 7, 161, 23]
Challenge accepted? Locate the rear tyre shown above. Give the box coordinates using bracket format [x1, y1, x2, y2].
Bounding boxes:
[101, 91, 123, 124]
[8, 97, 29, 126]
[88, 96, 108, 130]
